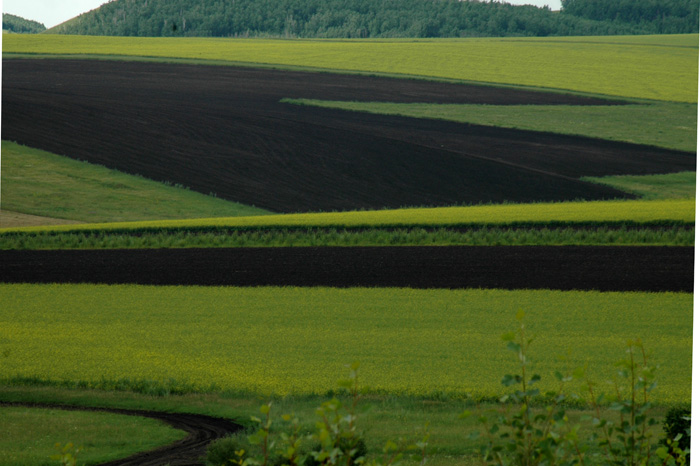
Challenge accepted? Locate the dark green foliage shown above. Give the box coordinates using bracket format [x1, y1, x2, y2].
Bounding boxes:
[663, 407, 691, 453]
[2, 13, 46, 34]
[561, 0, 699, 34]
[467, 313, 690, 466]
[305, 439, 368, 466]
[205, 433, 250, 466]
[47, 0, 683, 38]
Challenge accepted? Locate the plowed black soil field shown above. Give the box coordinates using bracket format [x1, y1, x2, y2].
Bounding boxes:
[1, 402, 241, 466]
[0, 246, 692, 292]
[2, 59, 695, 212]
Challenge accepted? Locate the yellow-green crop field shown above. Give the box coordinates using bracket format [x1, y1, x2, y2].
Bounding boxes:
[0, 284, 692, 404]
[3, 34, 697, 102]
[2, 198, 693, 234]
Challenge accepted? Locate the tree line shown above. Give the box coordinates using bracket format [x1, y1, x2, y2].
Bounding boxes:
[3, 13, 46, 34]
[48, 0, 698, 38]
[561, 0, 699, 34]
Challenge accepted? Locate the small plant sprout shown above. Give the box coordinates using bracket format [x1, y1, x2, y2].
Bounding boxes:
[51, 442, 82, 466]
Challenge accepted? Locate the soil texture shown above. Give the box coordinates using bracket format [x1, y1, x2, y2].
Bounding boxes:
[0, 246, 692, 292]
[2, 59, 694, 212]
[0, 401, 241, 466]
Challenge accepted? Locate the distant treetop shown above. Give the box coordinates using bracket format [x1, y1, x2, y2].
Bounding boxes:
[3, 13, 46, 34]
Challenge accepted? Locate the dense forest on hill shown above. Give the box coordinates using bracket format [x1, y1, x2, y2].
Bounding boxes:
[2, 13, 46, 34]
[48, 0, 698, 38]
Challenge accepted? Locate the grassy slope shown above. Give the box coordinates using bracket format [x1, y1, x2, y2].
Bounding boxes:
[0, 141, 271, 224]
[3, 34, 698, 102]
[282, 99, 698, 153]
[0, 284, 692, 403]
[0, 407, 185, 466]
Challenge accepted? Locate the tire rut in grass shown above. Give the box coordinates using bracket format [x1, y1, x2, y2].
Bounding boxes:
[0, 402, 241, 466]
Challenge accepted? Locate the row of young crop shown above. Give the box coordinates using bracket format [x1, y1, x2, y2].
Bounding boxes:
[0, 225, 694, 250]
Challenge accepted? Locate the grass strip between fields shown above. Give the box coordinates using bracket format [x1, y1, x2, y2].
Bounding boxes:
[3, 34, 698, 102]
[282, 99, 698, 153]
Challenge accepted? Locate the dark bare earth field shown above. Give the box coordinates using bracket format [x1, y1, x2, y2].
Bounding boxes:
[0, 246, 692, 292]
[2, 59, 695, 212]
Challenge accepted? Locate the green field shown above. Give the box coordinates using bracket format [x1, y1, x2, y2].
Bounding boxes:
[0, 406, 185, 466]
[283, 99, 698, 152]
[0, 141, 270, 226]
[0, 284, 692, 404]
[4, 34, 698, 102]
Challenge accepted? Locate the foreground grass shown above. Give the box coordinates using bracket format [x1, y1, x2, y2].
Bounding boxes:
[0, 141, 270, 224]
[283, 99, 698, 152]
[2, 198, 693, 234]
[0, 226, 693, 250]
[3, 34, 697, 102]
[0, 406, 185, 466]
[0, 385, 677, 466]
[0, 284, 691, 403]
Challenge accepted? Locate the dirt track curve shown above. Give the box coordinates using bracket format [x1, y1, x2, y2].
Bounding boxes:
[0, 246, 693, 292]
[3, 59, 695, 212]
[0, 402, 241, 466]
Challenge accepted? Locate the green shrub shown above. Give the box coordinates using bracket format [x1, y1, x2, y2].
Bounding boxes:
[465, 310, 690, 466]
[662, 407, 691, 460]
[663, 408, 691, 451]
[206, 432, 252, 466]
